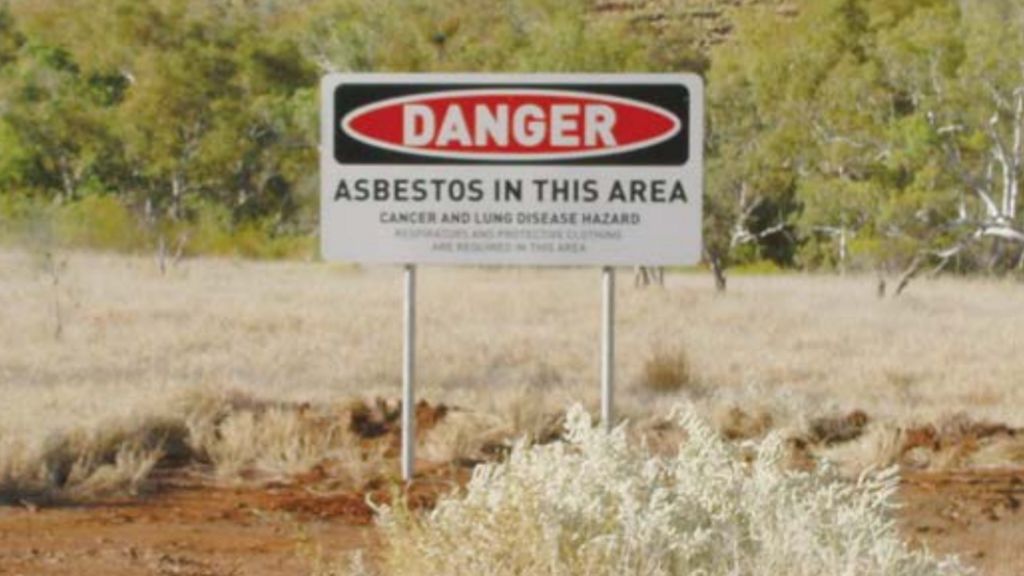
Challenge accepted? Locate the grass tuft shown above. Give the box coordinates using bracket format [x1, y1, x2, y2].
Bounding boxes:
[640, 347, 700, 395]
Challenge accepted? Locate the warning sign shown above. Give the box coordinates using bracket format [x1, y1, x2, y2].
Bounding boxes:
[320, 74, 703, 266]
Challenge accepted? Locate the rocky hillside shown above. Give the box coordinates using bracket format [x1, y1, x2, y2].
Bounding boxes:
[594, 0, 798, 50]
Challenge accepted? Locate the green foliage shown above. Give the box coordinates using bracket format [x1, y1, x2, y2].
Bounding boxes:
[0, 3, 22, 68]
[0, 193, 313, 259]
[707, 0, 1024, 277]
[180, 201, 314, 260]
[2, 0, 1022, 273]
[1, 0, 320, 252]
[0, 0, 697, 259]
[0, 191, 49, 244]
[56, 194, 144, 251]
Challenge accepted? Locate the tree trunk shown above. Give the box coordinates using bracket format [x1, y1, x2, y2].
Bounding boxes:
[838, 226, 848, 276]
[988, 237, 1005, 273]
[172, 232, 189, 267]
[57, 153, 77, 203]
[634, 266, 651, 288]
[634, 266, 665, 288]
[894, 254, 927, 297]
[157, 233, 167, 276]
[170, 173, 184, 221]
[652, 266, 665, 287]
[929, 256, 953, 278]
[707, 251, 727, 293]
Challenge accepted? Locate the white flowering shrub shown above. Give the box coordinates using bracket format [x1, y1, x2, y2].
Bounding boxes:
[377, 405, 968, 576]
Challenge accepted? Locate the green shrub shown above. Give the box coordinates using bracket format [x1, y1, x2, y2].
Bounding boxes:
[184, 202, 314, 260]
[182, 201, 235, 256]
[0, 193, 313, 260]
[56, 194, 144, 252]
[0, 192, 57, 245]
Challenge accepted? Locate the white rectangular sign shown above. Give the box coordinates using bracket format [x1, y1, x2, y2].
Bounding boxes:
[320, 74, 703, 266]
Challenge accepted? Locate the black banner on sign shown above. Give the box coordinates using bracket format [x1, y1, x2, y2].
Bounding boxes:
[333, 84, 690, 166]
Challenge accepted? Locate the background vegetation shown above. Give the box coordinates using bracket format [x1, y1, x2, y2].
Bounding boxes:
[1, 0, 1022, 279]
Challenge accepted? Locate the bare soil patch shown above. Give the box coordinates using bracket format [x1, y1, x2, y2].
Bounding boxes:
[900, 469, 1024, 576]
[0, 463, 467, 576]
[0, 477, 375, 576]
[0, 466, 1020, 575]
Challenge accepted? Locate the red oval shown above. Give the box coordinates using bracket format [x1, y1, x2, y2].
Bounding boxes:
[341, 89, 681, 161]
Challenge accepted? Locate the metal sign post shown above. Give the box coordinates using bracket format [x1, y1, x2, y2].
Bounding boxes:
[401, 264, 416, 482]
[601, 266, 616, 432]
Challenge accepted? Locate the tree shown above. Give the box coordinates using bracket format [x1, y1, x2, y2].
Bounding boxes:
[10, 0, 317, 231]
[705, 0, 1024, 291]
[298, 0, 677, 75]
[0, 3, 21, 68]
[920, 0, 1024, 272]
[0, 40, 124, 201]
[704, 4, 814, 289]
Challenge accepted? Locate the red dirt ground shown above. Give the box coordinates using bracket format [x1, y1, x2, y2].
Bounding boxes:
[0, 468, 1021, 575]
[0, 459, 472, 576]
[899, 469, 1024, 576]
[0, 481, 375, 576]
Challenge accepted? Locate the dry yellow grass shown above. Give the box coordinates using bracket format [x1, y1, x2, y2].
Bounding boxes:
[1, 248, 1023, 490]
